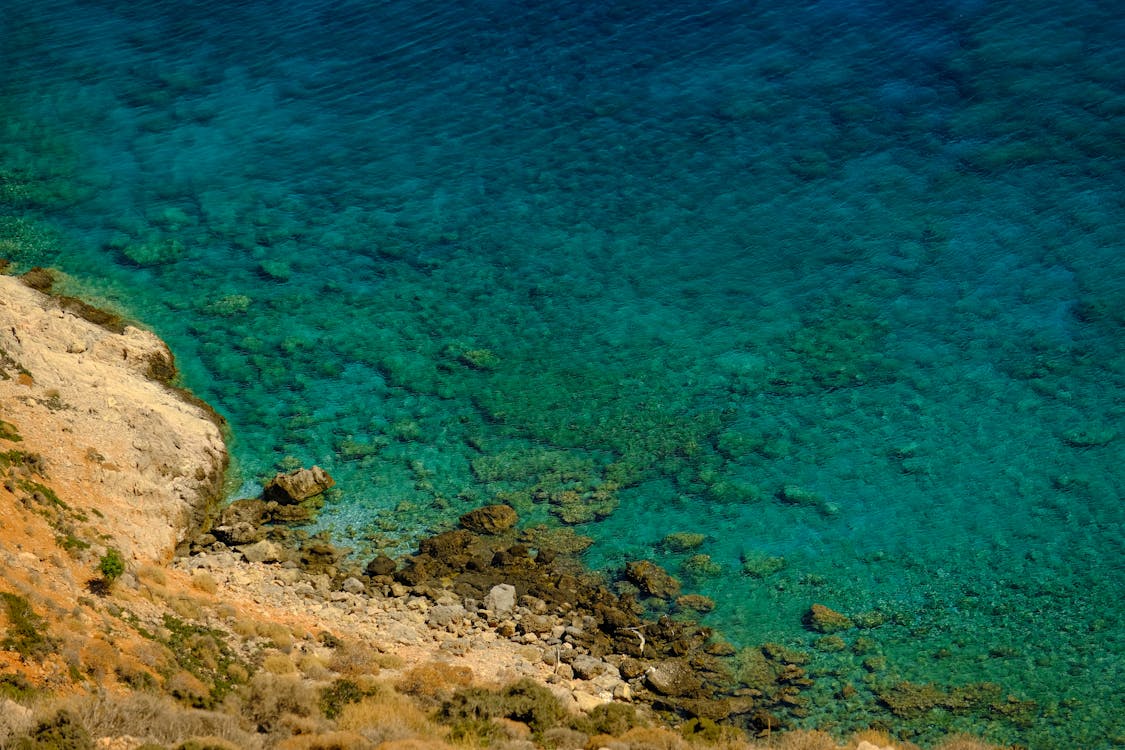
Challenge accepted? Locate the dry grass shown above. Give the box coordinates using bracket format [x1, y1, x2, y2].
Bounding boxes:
[191, 570, 219, 595]
[337, 689, 448, 746]
[235, 671, 321, 737]
[167, 593, 206, 621]
[297, 653, 334, 680]
[327, 640, 384, 677]
[275, 730, 377, 750]
[168, 669, 212, 708]
[845, 728, 914, 749]
[37, 690, 262, 749]
[395, 661, 475, 704]
[755, 730, 838, 750]
[262, 651, 299, 675]
[0, 701, 36, 746]
[260, 620, 296, 652]
[136, 564, 167, 586]
[78, 635, 122, 681]
[377, 739, 460, 750]
[232, 617, 260, 637]
[614, 726, 692, 750]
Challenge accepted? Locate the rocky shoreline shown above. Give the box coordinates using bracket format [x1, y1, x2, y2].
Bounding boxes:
[178, 467, 814, 736]
[0, 266, 1007, 750]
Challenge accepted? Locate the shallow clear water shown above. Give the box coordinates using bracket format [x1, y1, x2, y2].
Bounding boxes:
[2, 0, 1123, 746]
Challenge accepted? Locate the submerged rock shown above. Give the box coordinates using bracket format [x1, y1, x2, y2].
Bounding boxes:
[676, 594, 716, 613]
[624, 560, 682, 600]
[461, 504, 519, 534]
[803, 604, 854, 634]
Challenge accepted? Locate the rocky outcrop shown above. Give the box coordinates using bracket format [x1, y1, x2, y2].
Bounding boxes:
[262, 465, 334, 504]
[0, 271, 227, 563]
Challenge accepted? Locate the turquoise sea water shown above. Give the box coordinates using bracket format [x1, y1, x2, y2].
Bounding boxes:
[2, 0, 1123, 746]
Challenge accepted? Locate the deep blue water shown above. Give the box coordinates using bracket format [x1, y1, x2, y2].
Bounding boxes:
[2, 0, 1123, 746]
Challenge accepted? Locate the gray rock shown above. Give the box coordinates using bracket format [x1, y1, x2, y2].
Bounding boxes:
[485, 583, 517, 616]
[341, 576, 366, 594]
[570, 654, 610, 680]
[240, 539, 285, 564]
[218, 498, 268, 527]
[428, 603, 468, 627]
[624, 560, 681, 600]
[213, 521, 263, 546]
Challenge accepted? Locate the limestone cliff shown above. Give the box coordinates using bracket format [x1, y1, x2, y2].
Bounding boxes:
[0, 272, 227, 564]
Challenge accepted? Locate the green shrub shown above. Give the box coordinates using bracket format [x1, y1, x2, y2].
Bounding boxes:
[440, 678, 567, 737]
[1, 592, 55, 660]
[0, 419, 21, 442]
[319, 678, 374, 719]
[13, 708, 93, 750]
[680, 717, 725, 742]
[582, 703, 642, 735]
[98, 548, 126, 582]
[0, 671, 36, 700]
[161, 616, 247, 708]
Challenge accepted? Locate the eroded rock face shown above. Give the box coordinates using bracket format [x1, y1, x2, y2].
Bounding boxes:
[0, 273, 227, 563]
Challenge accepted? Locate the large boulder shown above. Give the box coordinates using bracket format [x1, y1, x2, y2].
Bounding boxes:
[240, 539, 287, 564]
[625, 560, 682, 600]
[365, 554, 397, 577]
[460, 504, 518, 534]
[263, 466, 334, 504]
[484, 583, 517, 616]
[211, 521, 263, 546]
[299, 537, 347, 575]
[645, 658, 705, 697]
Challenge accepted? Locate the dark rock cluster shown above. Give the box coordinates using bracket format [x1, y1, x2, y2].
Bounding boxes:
[383, 515, 814, 733]
[189, 469, 816, 736]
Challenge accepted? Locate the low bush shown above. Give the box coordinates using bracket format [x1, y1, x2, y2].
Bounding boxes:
[439, 678, 567, 739]
[319, 679, 376, 721]
[1, 592, 56, 661]
[12, 708, 92, 750]
[98, 549, 125, 583]
[336, 690, 445, 746]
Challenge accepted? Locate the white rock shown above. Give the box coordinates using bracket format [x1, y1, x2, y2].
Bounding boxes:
[485, 583, 517, 616]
